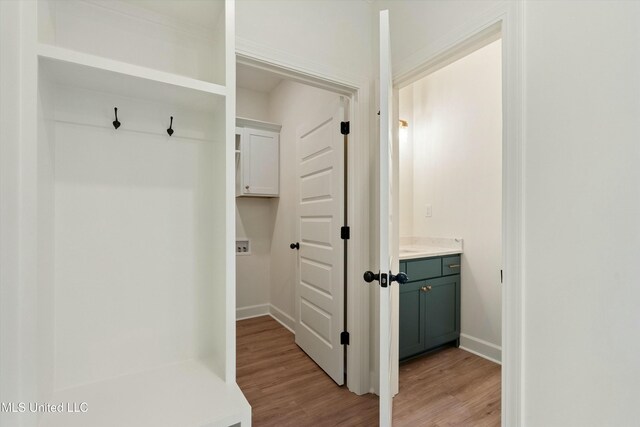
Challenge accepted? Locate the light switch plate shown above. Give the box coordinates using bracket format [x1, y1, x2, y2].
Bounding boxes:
[236, 239, 250, 255]
[425, 204, 433, 218]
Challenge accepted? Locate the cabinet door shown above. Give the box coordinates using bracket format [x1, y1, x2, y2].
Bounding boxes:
[424, 275, 460, 349]
[242, 127, 279, 195]
[399, 281, 427, 359]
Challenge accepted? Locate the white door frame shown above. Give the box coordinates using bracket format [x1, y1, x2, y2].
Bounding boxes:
[392, 2, 524, 426]
[235, 42, 373, 395]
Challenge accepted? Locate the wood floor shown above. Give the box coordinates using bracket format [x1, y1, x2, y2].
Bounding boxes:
[237, 316, 500, 426]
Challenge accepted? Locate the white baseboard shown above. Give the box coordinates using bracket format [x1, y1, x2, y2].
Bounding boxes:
[459, 333, 502, 365]
[236, 303, 296, 334]
[236, 303, 269, 320]
[268, 304, 295, 333]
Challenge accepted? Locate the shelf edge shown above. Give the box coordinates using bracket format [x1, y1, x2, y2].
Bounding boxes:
[37, 43, 227, 98]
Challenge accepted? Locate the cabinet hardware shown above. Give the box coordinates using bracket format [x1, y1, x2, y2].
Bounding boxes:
[447, 264, 460, 269]
[420, 285, 432, 292]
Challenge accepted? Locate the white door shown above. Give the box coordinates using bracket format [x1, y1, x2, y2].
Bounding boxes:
[376, 9, 399, 427]
[294, 99, 346, 385]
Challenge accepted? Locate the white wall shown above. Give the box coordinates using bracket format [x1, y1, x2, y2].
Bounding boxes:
[376, 0, 504, 77]
[267, 80, 341, 327]
[235, 197, 275, 315]
[236, 87, 270, 122]
[235, 87, 274, 317]
[0, 2, 23, 425]
[383, 0, 640, 424]
[398, 89, 414, 238]
[50, 84, 222, 389]
[236, 0, 374, 83]
[401, 40, 502, 361]
[523, 2, 640, 425]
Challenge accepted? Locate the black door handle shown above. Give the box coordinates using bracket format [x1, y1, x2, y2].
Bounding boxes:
[290, 242, 300, 250]
[363, 270, 408, 286]
[363, 271, 379, 283]
[390, 272, 408, 284]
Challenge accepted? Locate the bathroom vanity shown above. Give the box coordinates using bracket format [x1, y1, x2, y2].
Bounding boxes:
[399, 239, 462, 360]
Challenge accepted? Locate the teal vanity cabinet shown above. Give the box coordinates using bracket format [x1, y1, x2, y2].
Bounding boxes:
[399, 255, 461, 360]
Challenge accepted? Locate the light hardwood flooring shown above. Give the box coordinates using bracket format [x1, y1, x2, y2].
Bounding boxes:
[237, 316, 500, 426]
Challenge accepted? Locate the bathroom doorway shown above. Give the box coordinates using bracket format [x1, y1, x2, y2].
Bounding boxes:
[393, 35, 504, 425]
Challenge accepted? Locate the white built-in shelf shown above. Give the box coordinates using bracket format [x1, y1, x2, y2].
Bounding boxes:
[39, 360, 250, 427]
[38, 44, 226, 112]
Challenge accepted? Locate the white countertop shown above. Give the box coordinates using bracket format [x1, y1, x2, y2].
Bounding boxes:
[398, 237, 463, 260]
[399, 246, 462, 260]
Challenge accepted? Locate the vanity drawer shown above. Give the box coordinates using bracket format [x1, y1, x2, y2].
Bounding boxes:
[405, 257, 442, 281]
[442, 255, 461, 276]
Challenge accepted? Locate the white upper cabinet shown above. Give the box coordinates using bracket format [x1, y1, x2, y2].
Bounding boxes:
[236, 117, 281, 197]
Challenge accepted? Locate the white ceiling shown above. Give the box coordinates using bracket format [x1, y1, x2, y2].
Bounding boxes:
[236, 63, 283, 94]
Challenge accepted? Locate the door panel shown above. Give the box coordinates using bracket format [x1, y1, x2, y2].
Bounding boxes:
[295, 99, 345, 386]
[378, 9, 393, 427]
[300, 258, 332, 295]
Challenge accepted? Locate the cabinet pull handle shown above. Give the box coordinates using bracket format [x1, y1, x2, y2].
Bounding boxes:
[447, 264, 460, 269]
[420, 285, 432, 292]
[245, 185, 250, 190]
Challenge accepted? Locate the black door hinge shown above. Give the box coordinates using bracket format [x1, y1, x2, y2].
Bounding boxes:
[340, 226, 350, 240]
[340, 331, 350, 345]
[340, 121, 350, 135]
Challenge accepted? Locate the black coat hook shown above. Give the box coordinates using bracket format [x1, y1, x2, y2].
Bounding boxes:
[112, 107, 121, 129]
[167, 116, 174, 136]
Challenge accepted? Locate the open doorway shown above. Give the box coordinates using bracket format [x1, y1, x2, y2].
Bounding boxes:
[234, 61, 375, 424]
[393, 37, 503, 425]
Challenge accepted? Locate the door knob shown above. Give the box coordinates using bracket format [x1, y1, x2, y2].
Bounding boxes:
[390, 272, 408, 284]
[363, 271, 379, 283]
[290, 242, 300, 250]
[364, 271, 408, 286]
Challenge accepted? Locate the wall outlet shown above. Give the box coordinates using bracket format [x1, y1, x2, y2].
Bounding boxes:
[236, 239, 250, 255]
[425, 204, 433, 218]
